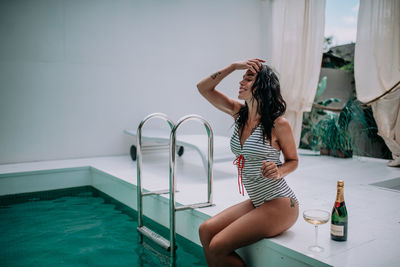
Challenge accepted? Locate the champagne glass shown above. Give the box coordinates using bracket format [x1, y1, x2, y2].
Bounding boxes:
[303, 209, 330, 252]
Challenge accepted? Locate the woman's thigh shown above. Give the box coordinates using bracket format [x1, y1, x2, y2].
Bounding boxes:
[208, 197, 299, 255]
[260, 197, 299, 236]
[200, 199, 254, 237]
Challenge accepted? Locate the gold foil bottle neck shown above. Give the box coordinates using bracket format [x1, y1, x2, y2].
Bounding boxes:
[336, 180, 345, 203]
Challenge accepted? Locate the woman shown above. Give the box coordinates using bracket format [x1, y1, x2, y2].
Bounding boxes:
[197, 59, 299, 267]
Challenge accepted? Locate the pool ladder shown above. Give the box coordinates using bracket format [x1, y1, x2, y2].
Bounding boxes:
[136, 113, 213, 262]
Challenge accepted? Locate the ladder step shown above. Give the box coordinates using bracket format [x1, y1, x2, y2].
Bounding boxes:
[175, 202, 214, 212]
[137, 226, 171, 251]
[142, 189, 170, 196]
[142, 146, 169, 151]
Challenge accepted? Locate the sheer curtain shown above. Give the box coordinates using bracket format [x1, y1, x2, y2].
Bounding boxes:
[355, 0, 400, 166]
[268, 0, 326, 146]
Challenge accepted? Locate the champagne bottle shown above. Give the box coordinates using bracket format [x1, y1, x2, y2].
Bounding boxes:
[331, 180, 348, 241]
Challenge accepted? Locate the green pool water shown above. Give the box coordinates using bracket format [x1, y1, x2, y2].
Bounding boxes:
[0, 188, 206, 267]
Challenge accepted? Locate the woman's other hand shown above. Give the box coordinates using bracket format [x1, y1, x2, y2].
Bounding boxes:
[260, 160, 282, 179]
[232, 59, 265, 74]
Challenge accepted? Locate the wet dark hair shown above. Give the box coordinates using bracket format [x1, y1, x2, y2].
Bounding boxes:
[236, 64, 286, 143]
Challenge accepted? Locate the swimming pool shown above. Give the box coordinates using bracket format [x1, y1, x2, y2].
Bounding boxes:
[0, 158, 337, 267]
[0, 186, 207, 266]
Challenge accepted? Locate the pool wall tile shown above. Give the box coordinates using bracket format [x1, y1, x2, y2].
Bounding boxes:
[0, 167, 91, 196]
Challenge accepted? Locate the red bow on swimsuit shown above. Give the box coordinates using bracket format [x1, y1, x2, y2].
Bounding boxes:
[233, 155, 245, 196]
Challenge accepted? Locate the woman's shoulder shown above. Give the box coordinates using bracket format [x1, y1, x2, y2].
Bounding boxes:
[233, 103, 246, 120]
[273, 117, 292, 132]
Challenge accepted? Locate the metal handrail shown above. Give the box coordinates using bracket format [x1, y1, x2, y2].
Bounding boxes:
[136, 113, 174, 243]
[169, 114, 214, 258]
[135, 113, 214, 264]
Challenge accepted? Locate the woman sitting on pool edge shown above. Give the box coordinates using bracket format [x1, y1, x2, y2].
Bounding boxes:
[197, 59, 299, 267]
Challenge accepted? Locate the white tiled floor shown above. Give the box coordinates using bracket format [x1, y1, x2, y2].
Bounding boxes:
[1, 146, 399, 266]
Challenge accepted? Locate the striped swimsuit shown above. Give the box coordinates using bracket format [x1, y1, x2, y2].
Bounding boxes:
[230, 122, 298, 208]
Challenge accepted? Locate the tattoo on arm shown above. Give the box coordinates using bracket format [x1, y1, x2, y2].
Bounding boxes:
[290, 198, 296, 208]
[210, 71, 221, 79]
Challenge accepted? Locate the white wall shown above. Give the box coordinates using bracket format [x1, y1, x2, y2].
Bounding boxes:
[0, 0, 267, 164]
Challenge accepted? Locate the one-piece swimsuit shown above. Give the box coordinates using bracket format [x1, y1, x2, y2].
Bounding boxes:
[230, 122, 298, 207]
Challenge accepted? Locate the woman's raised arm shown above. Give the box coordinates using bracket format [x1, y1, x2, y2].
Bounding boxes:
[197, 59, 264, 117]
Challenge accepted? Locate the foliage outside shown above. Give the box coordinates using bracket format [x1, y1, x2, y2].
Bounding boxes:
[340, 60, 354, 74]
[300, 76, 387, 158]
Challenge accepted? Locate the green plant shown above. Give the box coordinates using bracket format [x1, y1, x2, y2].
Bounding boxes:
[300, 75, 388, 158]
[313, 97, 375, 157]
[340, 60, 354, 74]
[300, 76, 340, 150]
[314, 100, 353, 157]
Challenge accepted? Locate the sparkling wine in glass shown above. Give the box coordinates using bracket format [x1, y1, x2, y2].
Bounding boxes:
[303, 209, 330, 252]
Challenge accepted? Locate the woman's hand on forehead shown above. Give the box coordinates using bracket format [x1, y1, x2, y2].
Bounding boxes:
[233, 59, 266, 73]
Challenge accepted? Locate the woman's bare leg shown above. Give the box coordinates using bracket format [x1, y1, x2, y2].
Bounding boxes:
[208, 197, 299, 267]
[198, 199, 254, 266]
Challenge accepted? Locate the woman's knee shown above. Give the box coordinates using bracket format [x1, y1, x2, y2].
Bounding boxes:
[208, 234, 229, 257]
[199, 220, 214, 243]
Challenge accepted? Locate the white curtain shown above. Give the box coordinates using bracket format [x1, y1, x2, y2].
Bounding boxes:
[268, 0, 326, 147]
[355, 0, 400, 166]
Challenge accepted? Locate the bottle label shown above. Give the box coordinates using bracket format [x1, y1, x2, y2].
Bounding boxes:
[331, 224, 344, 236]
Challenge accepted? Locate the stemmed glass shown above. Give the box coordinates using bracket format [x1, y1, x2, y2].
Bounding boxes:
[303, 209, 330, 252]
